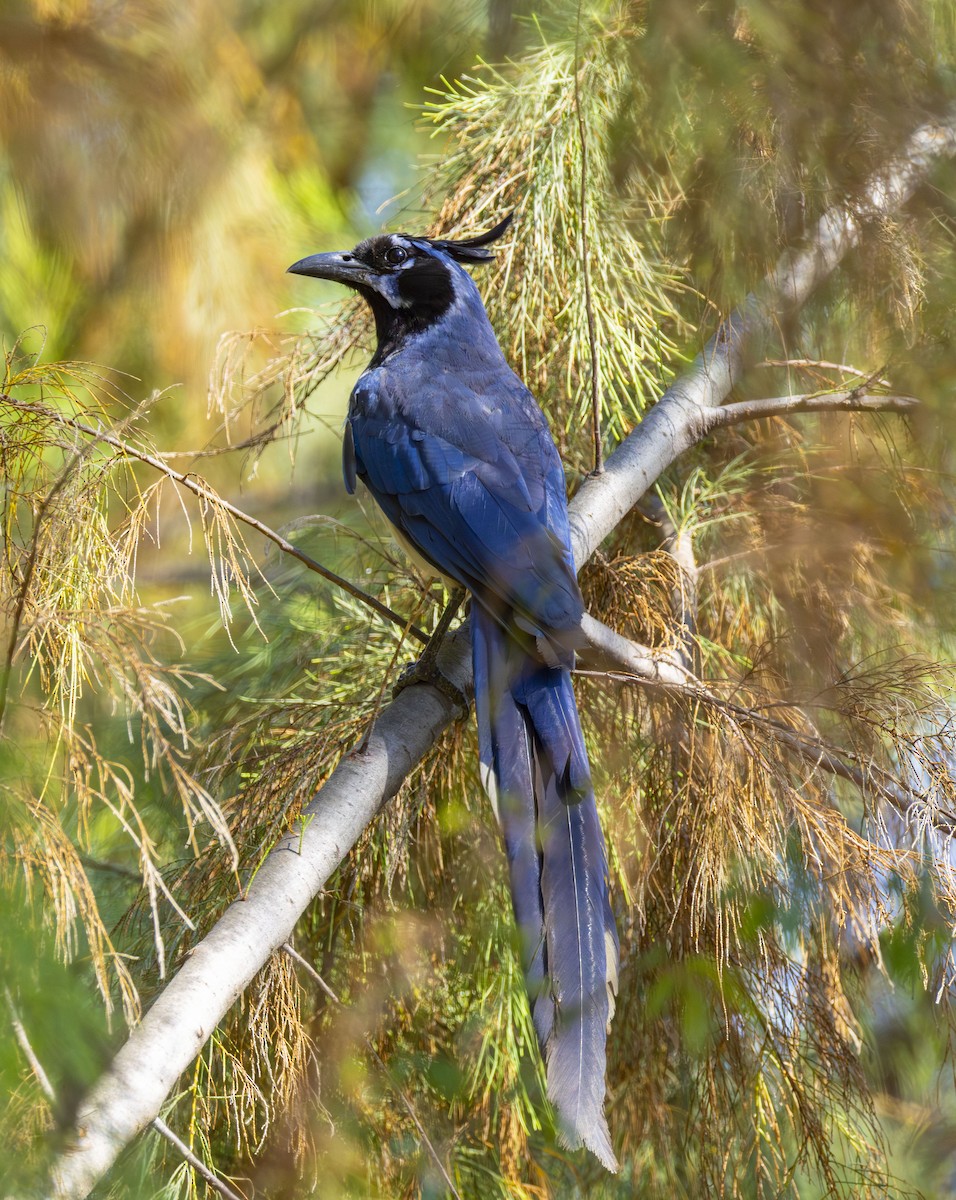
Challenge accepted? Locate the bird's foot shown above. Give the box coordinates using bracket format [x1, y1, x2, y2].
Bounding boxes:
[391, 587, 469, 713]
[392, 654, 470, 714]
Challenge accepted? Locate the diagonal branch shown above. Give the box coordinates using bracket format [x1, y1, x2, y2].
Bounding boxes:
[566, 107, 956, 565]
[5, 987, 246, 1200]
[49, 105, 956, 1199]
[149, 1120, 247, 1200]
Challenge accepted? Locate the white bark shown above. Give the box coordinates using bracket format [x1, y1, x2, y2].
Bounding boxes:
[708, 391, 918, 426]
[567, 109, 956, 565]
[50, 623, 473, 1198]
[49, 107, 956, 1199]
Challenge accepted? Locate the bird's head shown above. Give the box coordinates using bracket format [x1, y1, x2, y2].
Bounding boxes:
[287, 214, 512, 347]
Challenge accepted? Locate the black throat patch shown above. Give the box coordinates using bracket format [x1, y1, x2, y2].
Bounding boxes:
[351, 239, 456, 363]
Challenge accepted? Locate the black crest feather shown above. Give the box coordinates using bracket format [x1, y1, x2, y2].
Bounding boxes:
[425, 212, 514, 263]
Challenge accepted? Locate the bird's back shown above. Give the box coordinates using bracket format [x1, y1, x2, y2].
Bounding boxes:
[348, 277, 585, 659]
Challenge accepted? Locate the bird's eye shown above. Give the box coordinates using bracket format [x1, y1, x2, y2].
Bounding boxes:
[384, 245, 408, 266]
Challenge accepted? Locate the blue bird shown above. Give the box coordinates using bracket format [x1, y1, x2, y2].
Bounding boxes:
[288, 215, 619, 1170]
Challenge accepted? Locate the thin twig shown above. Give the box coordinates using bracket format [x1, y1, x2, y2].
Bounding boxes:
[281, 944, 464, 1200]
[5, 987, 56, 1103]
[151, 1118, 247, 1200]
[576, 614, 943, 830]
[79, 855, 142, 881]
[0, 396, 428, 646]
[281, 943, 341, 1003]
[0, 427, 96, 737]
[758, 358, 892, 388]
[708, 390, 917, 428]
[584, 660, 945, 825]
[573, 4, 603, 474]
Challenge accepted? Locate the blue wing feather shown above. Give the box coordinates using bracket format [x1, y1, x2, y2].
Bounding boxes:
[351, 393, 583, 650]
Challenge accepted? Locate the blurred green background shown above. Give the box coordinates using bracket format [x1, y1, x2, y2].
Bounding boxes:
[0, 0, 493, 555]
[5, 2, 956, 1197]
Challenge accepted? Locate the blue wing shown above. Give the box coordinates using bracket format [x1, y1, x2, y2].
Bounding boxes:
[347, 373, 583, 659]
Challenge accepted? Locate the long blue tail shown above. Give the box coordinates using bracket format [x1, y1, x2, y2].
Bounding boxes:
[472, 605, 619, 1170]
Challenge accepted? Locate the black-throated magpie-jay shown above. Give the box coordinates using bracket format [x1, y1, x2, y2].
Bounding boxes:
[288, 215, 619, 1170]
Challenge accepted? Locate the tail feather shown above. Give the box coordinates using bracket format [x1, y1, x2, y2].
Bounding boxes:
[472, 606, 618, 1171]
[473, 611, 553, 1047]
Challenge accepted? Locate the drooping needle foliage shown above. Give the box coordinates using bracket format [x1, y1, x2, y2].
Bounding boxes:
[5, 2, 956, 1198]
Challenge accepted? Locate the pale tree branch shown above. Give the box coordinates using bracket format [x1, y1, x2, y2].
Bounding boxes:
[48, 106, 956, 1199]
[708, 390, 918, 427]
[4, 988, 246, 1200]
[566, 109, 956, 565]
[577, 613, 692, 687]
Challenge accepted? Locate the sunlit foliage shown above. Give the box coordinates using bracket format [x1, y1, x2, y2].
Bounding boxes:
[4, 1, 956, 1198]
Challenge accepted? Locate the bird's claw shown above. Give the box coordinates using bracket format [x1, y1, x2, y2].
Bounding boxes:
[392, 655, 470, 714]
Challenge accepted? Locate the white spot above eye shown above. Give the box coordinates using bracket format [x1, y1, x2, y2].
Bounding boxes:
[386, 237, 416, 268]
